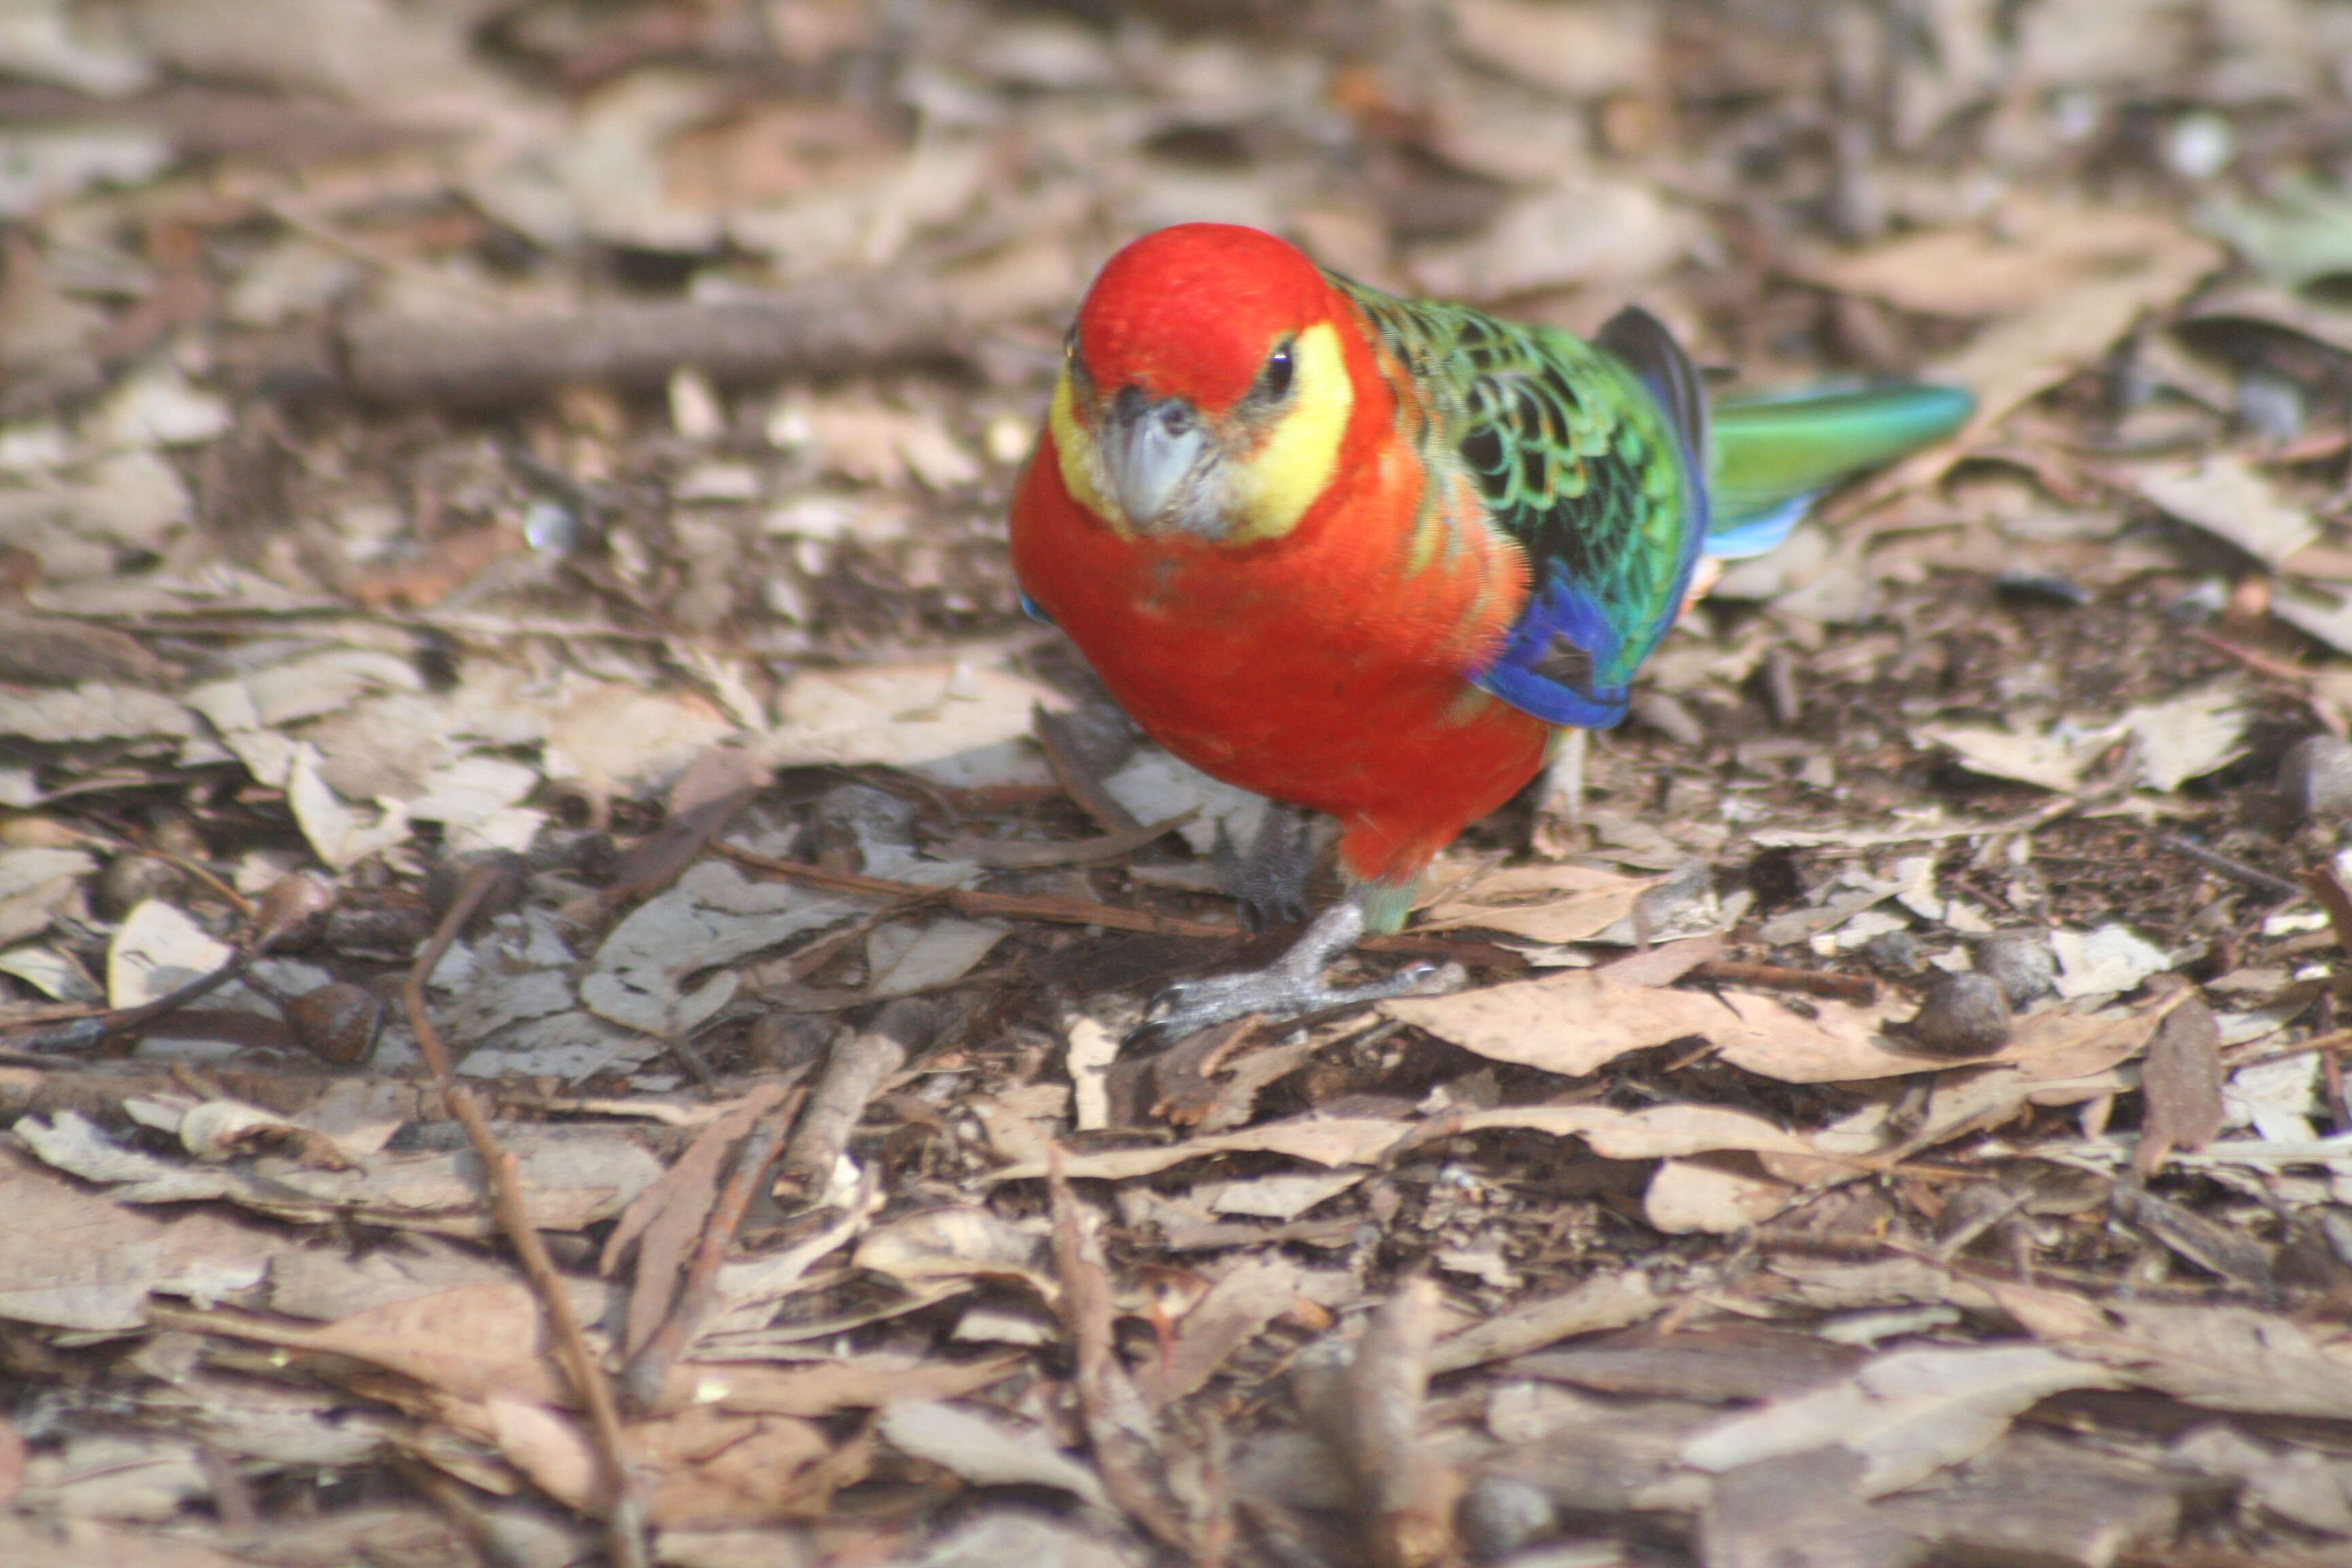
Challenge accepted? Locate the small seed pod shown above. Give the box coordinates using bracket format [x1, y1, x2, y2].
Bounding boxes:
[1904, 972, 2012, 1058]
[1975, 927, 2057, 1009]
[2278, 734, 2352, 822]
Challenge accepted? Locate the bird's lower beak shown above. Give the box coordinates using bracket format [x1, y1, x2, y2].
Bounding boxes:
[1104, 391, 1209, 530]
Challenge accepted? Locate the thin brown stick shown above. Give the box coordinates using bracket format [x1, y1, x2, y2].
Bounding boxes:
[1686, 960, 1880, 1004]
[403, 864, 648, 1568]
[620, 1084, 803, 1414]
[1047, 1147, 1191, 1552]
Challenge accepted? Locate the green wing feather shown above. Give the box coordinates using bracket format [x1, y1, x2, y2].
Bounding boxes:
[1325, 272, 1972, 726]
[1330, 277, 1699, 719]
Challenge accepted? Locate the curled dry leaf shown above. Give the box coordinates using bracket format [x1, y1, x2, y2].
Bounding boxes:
[1386, 970, 1910, 1084]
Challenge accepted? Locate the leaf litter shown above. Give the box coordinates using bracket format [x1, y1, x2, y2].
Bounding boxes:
[8, 2, 2352, 1565]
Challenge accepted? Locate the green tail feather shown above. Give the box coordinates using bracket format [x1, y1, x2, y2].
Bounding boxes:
[1709, 385, 1973, 534]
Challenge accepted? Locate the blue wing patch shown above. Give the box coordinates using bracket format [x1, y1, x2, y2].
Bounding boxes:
[1018, 590, 1056, 626]
[1468, 308, 1709, 732]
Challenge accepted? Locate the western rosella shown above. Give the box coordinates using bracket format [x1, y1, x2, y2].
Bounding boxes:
[1010, 223, 1970, 1030]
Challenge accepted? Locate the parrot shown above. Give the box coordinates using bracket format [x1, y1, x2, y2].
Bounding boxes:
[1009, 222, 1971, 1032]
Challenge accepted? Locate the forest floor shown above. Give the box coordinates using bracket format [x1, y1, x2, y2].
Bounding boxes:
[9, 2, 2352, 1565]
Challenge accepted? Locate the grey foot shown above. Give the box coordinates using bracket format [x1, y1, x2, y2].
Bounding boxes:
[1147, 901, 1467, 1036]
[1213, 802, 1324, 932]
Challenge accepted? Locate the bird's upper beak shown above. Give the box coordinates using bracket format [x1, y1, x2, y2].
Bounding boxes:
[1102, 385, 1209, 530]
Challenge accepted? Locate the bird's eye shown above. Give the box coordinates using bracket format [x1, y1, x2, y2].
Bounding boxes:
[1262, 340, 1295, 399]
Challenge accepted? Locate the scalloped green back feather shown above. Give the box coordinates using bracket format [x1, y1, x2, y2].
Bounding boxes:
[1328, 275, 1698, 692]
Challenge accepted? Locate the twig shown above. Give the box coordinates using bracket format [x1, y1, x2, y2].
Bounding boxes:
[936, 809, 1194, 870]
[778, 998, 937, 1195]
[2188, 627, 2319, 683]
[402, 862, 649, 1568]
[1047, 1147, 1191, 1552]
[2151, 834, 2304, 900]
[0, 946, 256, 1052]
[1686, 960, 1880, 1004]
[620, 1083, 803, 1414]
[345, 271, 961, 407]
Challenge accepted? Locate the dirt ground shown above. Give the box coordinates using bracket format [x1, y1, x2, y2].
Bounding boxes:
[11, 1, 2352, 1565]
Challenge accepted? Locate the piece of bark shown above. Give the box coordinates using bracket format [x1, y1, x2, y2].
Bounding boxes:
[777, 998, 936, 1194]
[1703, 1449, 1927, 1568]
[344, 273, 962, 408]
[2134, 989, 2227, 1177]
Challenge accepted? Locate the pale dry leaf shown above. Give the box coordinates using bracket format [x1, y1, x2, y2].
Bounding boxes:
[1387, 970, 1911, 1084]
[1419, 862, 1653, 944]
[0, 682, 197, 743]
[880, 1400, 1109, 1507]
[1644, 1158, 1797, 1235]
[766, 659, 1066, 789]
[680, 1353, 1021, 1417]
[582, 861, 872, 1035]
[288, 742, 411, 870]
[0, 1145, 272, 1332]
[1065, 1015, 1118, 1132]
[485, 1395, 597, 1511]
[865, 916, 1004, 997]
[1446, 0, 1658, 98]
[984, 1115, 1414, 1183]
[2051, 926, 2174, 1000]
[1915, 723, 2112, 793]
[305, 1281, 568, 1405]
[853, 1206, 1053, 1296]
[1682, 1343, 2115, 1497]
[2121, 685, 2249, 794]
[1429, 1269, 1661, 1374]
[105, 898, 232, 1009]
[1204, 1169, 1365, 1219]
[1812, 205, 2211, 318]
[544, 676, 738, 806]
[2134, 455, 2318, 567]
[2070, 1301, 2352, 1420]
[1449, 1102, 1815, 1160]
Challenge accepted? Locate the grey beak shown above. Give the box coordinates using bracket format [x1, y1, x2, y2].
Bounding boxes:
[1102, 387, 1208, 529]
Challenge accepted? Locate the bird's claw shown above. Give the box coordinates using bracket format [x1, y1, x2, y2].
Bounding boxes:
[1147, 959, 1467, 1038]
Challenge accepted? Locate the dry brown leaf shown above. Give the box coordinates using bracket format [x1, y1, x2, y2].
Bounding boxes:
[1810, 205, 2204, 318]
[1681, 1343, 2115, 1497]
[1137, 1256, 1308, 1408]
[1387, 970, 1909, 1084]
[1429, 1269, 1661, 1374]
[1448, 1102, 1814, 1159]
[681, 1353, 1021, 1417]
[1645, 1159, 1797, 1235]
[2134, 991, 2227, 1176]
[1418, 863, 1653, 944]
[305, 1281, 568, 1405]
[985, 1117, 1414, 1183]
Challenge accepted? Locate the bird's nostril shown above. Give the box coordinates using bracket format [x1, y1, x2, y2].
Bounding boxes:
[1158, 404, 1194, 434]
[1113, 385, 1146, 422]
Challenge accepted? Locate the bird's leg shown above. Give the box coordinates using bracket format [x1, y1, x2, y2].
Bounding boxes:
[1213, 801, 1322, 931]
[1147, 898, 1463, 1036]
[1529, 728, 1586, 859]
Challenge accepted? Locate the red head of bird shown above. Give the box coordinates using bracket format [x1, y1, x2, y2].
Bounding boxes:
[1049, 223, 1365, 546]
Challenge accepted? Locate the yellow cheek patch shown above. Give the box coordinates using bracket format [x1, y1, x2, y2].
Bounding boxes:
[1228, 321, 1354, 544]
[1047, 371, 1128, 536]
